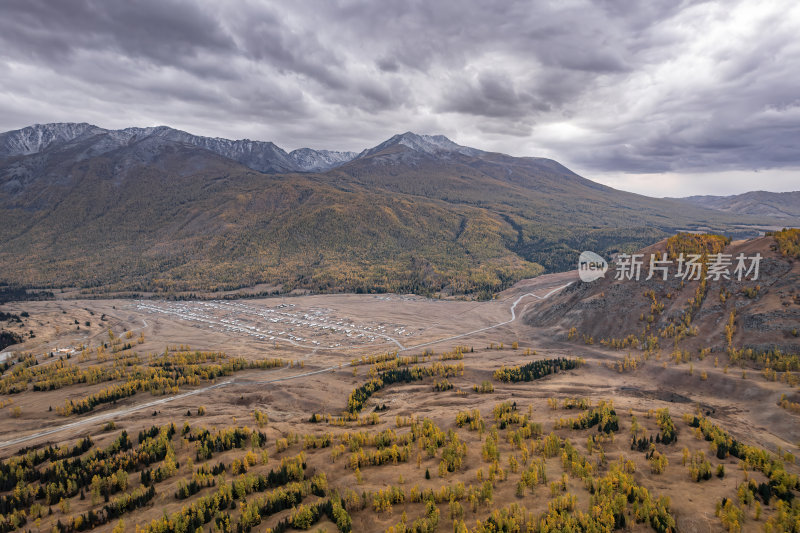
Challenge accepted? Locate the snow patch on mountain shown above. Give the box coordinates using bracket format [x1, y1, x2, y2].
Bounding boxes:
[0, 123, 102, 157]
[0, 123, 476, 173]
[357, 132, 482, 160]
[288, 148, 358, 172]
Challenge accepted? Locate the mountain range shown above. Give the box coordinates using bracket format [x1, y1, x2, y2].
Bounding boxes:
[675, 191, 800, 223]
[0, 123, 790, 297]
[0, 123, 358, 173]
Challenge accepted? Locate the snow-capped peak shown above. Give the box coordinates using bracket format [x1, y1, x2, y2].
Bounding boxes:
[0, 123, 482, 174]
[358, 132, 482, 159]
[396, 132, 461, 153]
[0, 123, 103, 156]
[0, 123, 362, 174]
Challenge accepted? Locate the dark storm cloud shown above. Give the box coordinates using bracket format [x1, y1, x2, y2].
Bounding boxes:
[439, 71, 552, 119]
[552, 3, 800, 175]
[0, 0, 798, 192]
[376, 58, 400, 73]
[225, 3, 349, 91]
[0, 0, 235, 70]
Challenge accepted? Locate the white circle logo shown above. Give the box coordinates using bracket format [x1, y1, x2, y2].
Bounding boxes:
[578, 251, 608, 282]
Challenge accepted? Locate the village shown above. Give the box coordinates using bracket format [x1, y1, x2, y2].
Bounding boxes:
[132, 298, 422, 350]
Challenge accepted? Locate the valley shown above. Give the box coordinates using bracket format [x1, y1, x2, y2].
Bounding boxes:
[1, 232, 799, 532]
[2, 2, 798, 531]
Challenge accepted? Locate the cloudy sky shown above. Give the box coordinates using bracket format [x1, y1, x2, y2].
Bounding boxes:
[1, 0, 798, 196]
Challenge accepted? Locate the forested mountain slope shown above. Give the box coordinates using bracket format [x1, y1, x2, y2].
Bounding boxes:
[0, 124, 776, 297]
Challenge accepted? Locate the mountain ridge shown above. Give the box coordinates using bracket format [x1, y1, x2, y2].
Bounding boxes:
[0, 123, 577, 176]
[0, 123, 359, 174]
[0, 122, 787, 297]
[674, 191, 800, 224]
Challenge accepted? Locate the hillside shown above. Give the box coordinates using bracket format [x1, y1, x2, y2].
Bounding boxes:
[525, 231, 800, 358]
[676, 191, 800, 225]
[0, 124, 782, 297]
[2, 237, 800, 532]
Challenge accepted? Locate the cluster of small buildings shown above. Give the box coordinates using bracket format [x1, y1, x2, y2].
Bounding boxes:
[133, 300, 417, 349]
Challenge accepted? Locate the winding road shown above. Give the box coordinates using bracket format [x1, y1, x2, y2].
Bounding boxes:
[398, 283, 571, 352]
[0, 282, 571, 449]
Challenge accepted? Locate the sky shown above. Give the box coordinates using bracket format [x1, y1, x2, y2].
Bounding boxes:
[1, 0, 798, 197]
